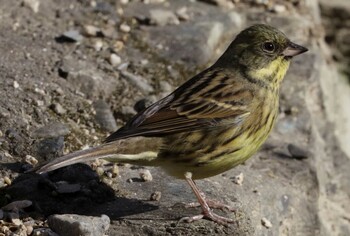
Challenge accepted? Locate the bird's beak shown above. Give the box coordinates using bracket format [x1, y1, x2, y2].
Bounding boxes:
[282, 41, 308, 57]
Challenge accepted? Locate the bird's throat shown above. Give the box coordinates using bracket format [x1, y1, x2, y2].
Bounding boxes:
[248, 57, 290, 86]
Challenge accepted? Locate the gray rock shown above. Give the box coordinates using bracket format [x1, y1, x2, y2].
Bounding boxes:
[36, 137, 64, 160]
[149, 9, 180, 26]
[32, 122, 70, 139]
[93, 100, 117, 132]
[119, 70, 154, 94]
[287, 144, 309, 160]
[61, 30, 83, 42]
[124, 1, 244, 67]
[50, 102, 66, 115]
[48, 214, 110, 236]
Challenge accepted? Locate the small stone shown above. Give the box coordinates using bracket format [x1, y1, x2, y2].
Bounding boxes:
[272, 4, 286, 13]
[48, 214, 110, 236]
[96, 167, 105, 176]
[119, 70, 154, 94]
[159, 81, 173, 93]
[127, 178, 133, 183]
[93, 100, 117, 132]
[24, 155, 38, 166]
[3, 176, 11, 186]
[26, 225, 34, 235]
[50, 103, 66, 115]
[109, 53, 122, 66]
[232, 173, 244, 185]
[140, 169, 153, 182]
[36, 137, 64, 159]
[287, 144, 309, 160]
[93, 40, 103, 51]
[176, 7, 190, 21]
[13, 80, 19, 89]
[23, 0, 40, 13]
[261, 217, 272, 228]
[111, 164, 119, 177]
[113, 40, 124, 52]
[84, 25, 100, 37]
[149, 9, 180, 26]
[120, 0, 129, 4]
[11, 218, 22, 226]
[33, 228, 59, 236]
[119, 23, 131, 33]
[150, 191, 162, 201]
[2, 200, 32, 211]
[61, 30, 83, 42]
[32, 122, 70, 138]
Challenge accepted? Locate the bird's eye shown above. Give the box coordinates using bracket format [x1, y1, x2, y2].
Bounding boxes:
[262, 42, 275, 53]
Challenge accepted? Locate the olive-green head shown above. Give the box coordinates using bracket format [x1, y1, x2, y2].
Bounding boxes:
[216, 24, 308, 74]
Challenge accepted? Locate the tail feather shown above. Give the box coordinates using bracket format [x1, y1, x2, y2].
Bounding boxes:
[34, 137, 162, 174]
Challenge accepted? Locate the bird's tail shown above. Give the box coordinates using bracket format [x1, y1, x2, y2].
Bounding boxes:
[34, 137, 162, 174]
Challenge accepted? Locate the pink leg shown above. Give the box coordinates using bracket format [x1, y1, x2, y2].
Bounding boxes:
[179, 172, 235, 225]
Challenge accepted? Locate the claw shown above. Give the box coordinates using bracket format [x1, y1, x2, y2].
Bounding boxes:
[180, 172, 235, 226]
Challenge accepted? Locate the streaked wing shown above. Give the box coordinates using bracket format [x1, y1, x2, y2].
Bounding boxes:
[105, 67, 252, 142]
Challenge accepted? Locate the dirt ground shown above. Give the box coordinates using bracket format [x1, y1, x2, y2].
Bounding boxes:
[1, 0, 349, 236]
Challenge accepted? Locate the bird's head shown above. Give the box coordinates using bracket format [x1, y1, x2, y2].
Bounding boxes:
[216, 24, 308, 85]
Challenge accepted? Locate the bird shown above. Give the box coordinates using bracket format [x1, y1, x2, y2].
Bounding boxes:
[35, 24, 308, 225]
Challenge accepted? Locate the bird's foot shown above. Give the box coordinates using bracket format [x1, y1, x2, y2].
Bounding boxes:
[180, 172, 235, 226]
[185, 199, 235, 212]
[179, 209, 235, 226]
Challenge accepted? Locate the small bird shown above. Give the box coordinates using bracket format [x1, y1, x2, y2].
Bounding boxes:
[36, 24, 308, 224]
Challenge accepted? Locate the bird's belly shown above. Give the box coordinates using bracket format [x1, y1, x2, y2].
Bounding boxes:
[158, 125, 272, 180]
[159, 113, 275, 179]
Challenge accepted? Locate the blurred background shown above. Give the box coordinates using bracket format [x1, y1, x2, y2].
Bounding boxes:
[0, 0, 349, 235]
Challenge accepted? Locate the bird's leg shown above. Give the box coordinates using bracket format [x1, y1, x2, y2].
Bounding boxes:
[179, 172, 235, 225]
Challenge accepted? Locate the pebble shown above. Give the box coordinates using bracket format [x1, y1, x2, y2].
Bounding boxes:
[121, 106, 136, 119]
[96, 167, 105, 176]
[149, 9, 180, 26]
[113, 40, 124, 52]
[3, 176, 11, 186]
[13, 80, 19, 89]
[139, 169, 153, 182]
[109, 53, 122, 66]
[83, 25, 100, 37]
[48, 214, 110, 236]
[36, 136, 64, 159]
[50, 102, 66, 115]
[94, 40, 103, 52]
[33, 228, 59, 236]
[287, 144, 309, 160]
[111, 164, 119, 177]
[93, 100, 117, 132]
[119, 70, 154, 94]
[119, 23, 131, 33]
[261, 217, 272, 228]
[32, 122, 70, 138]
[24, 155, 38, 166]
[176, 7, 190, 21]
[23, 0, 40, 13]
[272, 4, 286, 13]
[232, 173, 244, 185]
[2, 200, 32, 211]
[61, 30, 83, 42]
[150, 191, 162, 201]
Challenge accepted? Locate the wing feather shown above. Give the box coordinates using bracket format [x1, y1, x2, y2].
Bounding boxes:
[105, 68, 252, 143]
